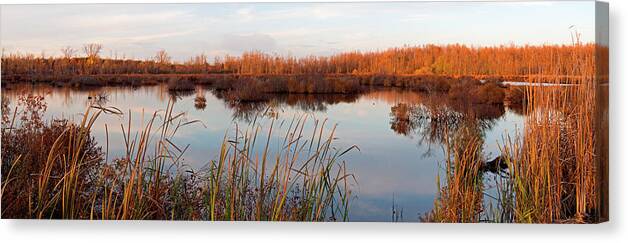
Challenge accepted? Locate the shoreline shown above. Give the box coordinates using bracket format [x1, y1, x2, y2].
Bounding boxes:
[1, 73, 585, 88]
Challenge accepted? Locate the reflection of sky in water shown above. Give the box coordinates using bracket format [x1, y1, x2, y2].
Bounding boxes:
[2, 85, 524, 222]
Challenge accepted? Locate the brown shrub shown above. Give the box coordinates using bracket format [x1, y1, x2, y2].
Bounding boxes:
[1, 96, 102, 218]
[505, 86, 527, 105]
[469, 83, 506, 104]
[447, 84, 468, 101]
[414, 77, 451, 92]
[167, 77, 195, 91]
[70, 76, 102, 87]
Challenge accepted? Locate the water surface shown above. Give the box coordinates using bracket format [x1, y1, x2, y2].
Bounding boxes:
[2, 84, 524, 221]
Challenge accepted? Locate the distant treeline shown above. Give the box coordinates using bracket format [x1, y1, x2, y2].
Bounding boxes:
[1, 43, 604, 78]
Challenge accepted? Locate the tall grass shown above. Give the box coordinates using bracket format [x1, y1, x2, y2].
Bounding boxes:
[497, 40, 603, 223]
[421, 122, 484, 223]
[422, 40, 606, 223]
[1, 97, 356, 220]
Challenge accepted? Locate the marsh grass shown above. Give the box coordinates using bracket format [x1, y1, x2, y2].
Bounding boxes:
[1, 96, 356, 221]
[422, 41, 605, 223]
[421, 122, 485, 223]
[495, 41, 603, 223]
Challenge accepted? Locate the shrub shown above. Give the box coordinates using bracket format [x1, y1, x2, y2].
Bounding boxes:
[469, 83, 506, 104]
[70, 76, 101, 87]
[1, 96, 102, 218]
[505, 86, 527, 106]
[415, 77, 451, 93]
[167, 77, 195, 91]
[448, 84, 468, 101]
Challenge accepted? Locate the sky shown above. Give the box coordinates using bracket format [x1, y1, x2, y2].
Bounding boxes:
[0, 1, 597, 62]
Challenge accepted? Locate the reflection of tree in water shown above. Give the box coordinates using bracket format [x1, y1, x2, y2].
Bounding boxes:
[230, 102, 273, 122]
[393, 94, 513, 222]
[166, 87, 211, 111]
[277, 94, 359, 113]
[168, 89, 195, 102]
[194, 89, 207, 110]
[390, 103, 418, 136]
[86, 90, 110, 107]
[212, 90, 359, 123]
[389, 94, 505, 152]
[211, 90, 270, 122]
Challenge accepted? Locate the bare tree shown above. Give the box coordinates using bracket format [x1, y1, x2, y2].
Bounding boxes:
[60, 46, 77, 59]
[154, 49, 171, 64]
[192, 53, 207, 65]
[83, 43, 102, 59]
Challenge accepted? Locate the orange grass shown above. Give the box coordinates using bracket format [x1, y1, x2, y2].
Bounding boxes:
[498, 40, 605, 223]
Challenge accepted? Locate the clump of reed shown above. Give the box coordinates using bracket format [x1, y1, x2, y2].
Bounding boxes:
[420, 40, 606, 223]
[421, 122, 485, 223]
[194, 95, 207, 110]
[497, 41, 603, 223]
[203, 114, 356, 221]
[1, 96, 356, 221]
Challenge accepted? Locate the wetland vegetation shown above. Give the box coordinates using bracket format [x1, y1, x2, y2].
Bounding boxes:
[0, 40, 608, 223]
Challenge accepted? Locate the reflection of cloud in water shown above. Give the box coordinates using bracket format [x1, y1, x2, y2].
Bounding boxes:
[350, 193, 434, 222]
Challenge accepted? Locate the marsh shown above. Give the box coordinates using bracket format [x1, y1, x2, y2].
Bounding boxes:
[1, 83, 524, 221]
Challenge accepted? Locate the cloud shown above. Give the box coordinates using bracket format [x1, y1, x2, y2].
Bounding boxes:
[498, 1, 556, 7]
[93, 28, 202, 45]
[400, 14, 431, 22]
[267, 27, 335, 38]
[230, 5, 347, 23]
[68, 10, 192, 29]
[220, 33, 277, 53]
[1, 2, 593, 61]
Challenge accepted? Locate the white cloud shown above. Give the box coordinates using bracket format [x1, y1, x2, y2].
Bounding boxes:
[400, 14, 431, 22]
[220, 33, 277, 52]
[230, 4, 349, 23]
[68, 10, 192, 29]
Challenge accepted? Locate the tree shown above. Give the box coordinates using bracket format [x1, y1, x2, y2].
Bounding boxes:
[154, 49, 171, 64]
[191, 54, 207, 65]
[83, 43, 102, 59]
[60, 46, 76, 59]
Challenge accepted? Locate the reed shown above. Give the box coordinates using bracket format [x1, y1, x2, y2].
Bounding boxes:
[422, 122, 484, 223]
[497, 40, 602, 223]
[421, 40, 605, 223]
[1, 97, 356, 221]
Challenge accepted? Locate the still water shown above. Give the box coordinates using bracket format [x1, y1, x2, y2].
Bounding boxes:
[2, 84, 524, 221]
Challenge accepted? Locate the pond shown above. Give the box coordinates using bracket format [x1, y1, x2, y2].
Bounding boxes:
[1, 84, 525, 221]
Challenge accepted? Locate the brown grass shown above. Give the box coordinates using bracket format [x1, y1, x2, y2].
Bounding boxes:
[422, 41, 607, 223]
[1, 96, 357, 221]
[167, 76, 195, 91]
[498, 41, 604, 223]
[421, 122, 485, 223]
